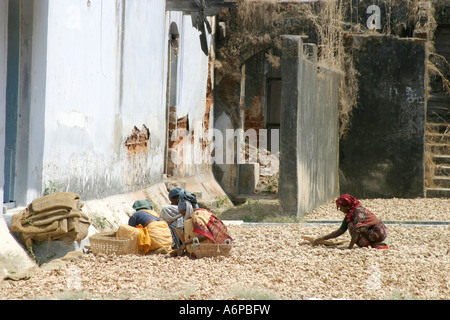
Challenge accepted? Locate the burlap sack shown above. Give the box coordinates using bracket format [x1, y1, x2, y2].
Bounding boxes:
[10, 193, 90, 248]
[30, 192, 81, 213]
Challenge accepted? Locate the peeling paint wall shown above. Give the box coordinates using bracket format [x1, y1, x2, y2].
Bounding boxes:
[40, 0, 167, 201]
[165, 12, 215, 178]
[124, 125, 150, 157]
[0, 0, 215, 205]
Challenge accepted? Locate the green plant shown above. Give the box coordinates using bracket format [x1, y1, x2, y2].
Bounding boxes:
[44, 180, 63, 195]
[27, 245, 43, 266]
[263, 177, 278, 193]
[91, 216, 113, 230]
[215, 195, 229, 208]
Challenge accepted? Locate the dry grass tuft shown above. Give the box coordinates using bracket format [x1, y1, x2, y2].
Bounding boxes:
[301, 0, 359, 137]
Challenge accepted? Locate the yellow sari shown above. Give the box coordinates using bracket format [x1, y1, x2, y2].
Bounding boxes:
[117, 210, 173, 254]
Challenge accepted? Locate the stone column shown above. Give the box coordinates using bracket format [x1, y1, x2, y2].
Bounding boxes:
[279, 36, 302, 216]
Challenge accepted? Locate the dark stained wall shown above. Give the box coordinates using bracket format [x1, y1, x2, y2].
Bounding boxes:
[339, 35, 427, 198]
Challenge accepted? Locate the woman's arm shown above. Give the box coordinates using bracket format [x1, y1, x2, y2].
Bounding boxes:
[313, 228, 345, 244]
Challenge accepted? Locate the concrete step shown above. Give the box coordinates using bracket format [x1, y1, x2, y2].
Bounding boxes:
[435, 165, 450, 176]
[426, 132, 450, 144]
[427, 143, 450, 154]
[432, 154, 450, 165]
[427, 122, 450, 134]
[430, 81, 450, 93]
[427, 107, 450, 122]
[303, 219, 450, 226]
[432, 176, 450, 188]
[426, 187, 450, 198]
[428, 93, 450, 105]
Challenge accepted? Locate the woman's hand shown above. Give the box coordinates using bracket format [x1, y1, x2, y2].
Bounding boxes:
[175, 243, 186, 256]
[313, 237, 325, 245]
[312, 229, 345, 245]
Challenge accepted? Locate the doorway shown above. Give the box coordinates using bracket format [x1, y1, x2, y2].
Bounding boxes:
[3, 0, 20, 206]
[265, 53, 282, 153]
[3, 0, 34, 207]
[164, 22, 179, 177]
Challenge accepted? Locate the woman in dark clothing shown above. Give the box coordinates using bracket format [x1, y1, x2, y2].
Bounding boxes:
[128, 200, 160, 227]
[127, 199, 182, 252]
[314, 194, 388, 249]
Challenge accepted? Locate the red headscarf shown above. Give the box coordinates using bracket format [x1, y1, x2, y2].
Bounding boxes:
[336, 194, 360, 223]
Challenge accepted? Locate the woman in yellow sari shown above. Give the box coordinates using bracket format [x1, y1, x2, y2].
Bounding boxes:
[117, 200, 181, 254]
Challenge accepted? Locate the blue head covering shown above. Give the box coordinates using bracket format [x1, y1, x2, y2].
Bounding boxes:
[168, 187, 198, 211]
[168, 187, 183, 200]
[132, 199, 153, 211]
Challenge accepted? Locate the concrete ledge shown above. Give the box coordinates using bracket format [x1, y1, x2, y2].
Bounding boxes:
[303, 220, 450, 226]
[222, 220, 244, 226]
[425, 188, 450, 198]
[233, 220, 450, 227]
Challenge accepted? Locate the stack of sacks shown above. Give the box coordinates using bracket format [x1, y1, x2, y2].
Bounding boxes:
[11, 192, 90, 248]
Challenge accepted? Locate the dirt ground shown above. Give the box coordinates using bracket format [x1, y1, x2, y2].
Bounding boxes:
[0, 198, 449, 300]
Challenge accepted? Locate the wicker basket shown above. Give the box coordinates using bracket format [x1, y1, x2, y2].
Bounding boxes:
[191, 238, 232, 258]
[89, 231, 130, 255]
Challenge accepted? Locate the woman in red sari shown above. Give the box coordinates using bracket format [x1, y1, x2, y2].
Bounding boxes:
[178, 208, 233, 257]
[314, 194, 388, 249]
[166, 188, 233, 257]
